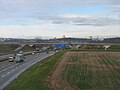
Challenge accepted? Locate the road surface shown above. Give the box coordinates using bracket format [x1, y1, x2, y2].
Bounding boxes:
[0, 51, 56, 90]
[0, 51, 38, 62]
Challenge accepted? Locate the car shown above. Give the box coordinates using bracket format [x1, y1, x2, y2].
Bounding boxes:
[46, 51, 49, 54]
[32, 53, 34, 54]
[8, 56, 14, 62]
[37, 53, 40, 54]
[19, 51, 23, 54]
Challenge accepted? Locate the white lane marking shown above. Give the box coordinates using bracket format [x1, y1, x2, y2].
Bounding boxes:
[12, 69, 15, 72]
[0, 51, 55, 90]
[1, 75, 5, 78]
[16, 67, 18, 69]
[0, 52, 41, 73]
[7, 72, 10, 75]
[9, 65, 15, 68]
[0, 63, 19, 73]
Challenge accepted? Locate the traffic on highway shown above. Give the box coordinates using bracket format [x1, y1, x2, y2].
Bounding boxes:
[0, 50, 56, 90]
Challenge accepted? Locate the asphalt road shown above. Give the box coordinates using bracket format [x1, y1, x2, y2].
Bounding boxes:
[0, 51, 56, 90]
[0, 51, 38, 62]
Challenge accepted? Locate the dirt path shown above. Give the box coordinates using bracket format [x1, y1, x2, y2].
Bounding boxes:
[50, 52, 78, 90]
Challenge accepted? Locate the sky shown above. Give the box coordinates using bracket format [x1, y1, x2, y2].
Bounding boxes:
[0, 0, 120, 39]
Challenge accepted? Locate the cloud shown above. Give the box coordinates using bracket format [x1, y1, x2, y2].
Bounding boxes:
[0, 0, 120, 26]
[1, 12, 120, 26]
[62, 0, 120, 6]
[31, 13, 120, 26]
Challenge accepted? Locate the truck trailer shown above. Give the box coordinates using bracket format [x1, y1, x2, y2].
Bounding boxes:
[14, 53, 25, 63]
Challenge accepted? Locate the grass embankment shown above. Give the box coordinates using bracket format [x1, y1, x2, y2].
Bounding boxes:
[71, 49, 105, 51]
[0, 44, 19, 53]
[108, 45, 120, 51]
[20, 45, 35, 52]
[62, 51, 120, 90]
[4, 51, 66, 90]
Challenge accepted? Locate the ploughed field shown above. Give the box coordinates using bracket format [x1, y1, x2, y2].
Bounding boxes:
[50, 51, 120, 90]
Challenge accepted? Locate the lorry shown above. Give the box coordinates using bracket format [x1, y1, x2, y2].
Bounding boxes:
[14, 53, 25, 63]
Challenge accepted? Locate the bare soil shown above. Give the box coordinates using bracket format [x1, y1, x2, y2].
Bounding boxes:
[50, 51, 120, 90]
[50, 52, 79, 90]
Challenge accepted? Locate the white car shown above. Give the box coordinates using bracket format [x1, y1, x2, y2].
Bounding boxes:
[8, 56, 14, 62]
[37, 53, 40, 54]
[32, 52, 35, 55]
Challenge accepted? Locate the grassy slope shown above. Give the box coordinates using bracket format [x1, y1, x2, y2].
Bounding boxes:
[4, 51, 66, 90]
[21, 45, 35, 52]
[0, 44, 19, 53]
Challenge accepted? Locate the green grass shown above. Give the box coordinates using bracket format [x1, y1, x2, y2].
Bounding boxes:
[62, 52, 120, 90]
[21, 45, 35, 52]
[4, 51, 120, 90]
[0, 44, 19, 53]
[4, 51, 66, 90]
[71, 49, 120, 52]
[108, 45, 120, 51]
[71, 48, 105, 51]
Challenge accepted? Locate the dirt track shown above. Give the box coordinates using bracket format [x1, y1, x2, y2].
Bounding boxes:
[50, 52, 78, 90]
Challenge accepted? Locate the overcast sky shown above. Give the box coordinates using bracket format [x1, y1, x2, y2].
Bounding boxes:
[0, 0, 120, 39]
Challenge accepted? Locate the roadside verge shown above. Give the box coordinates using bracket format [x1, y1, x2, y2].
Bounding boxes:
[4, 51, 66, 90]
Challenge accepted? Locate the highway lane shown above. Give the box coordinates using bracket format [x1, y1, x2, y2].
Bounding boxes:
[0, 53, 40, 71]
[0, 54, 13, 61]
[0, 51, 37, 62]
[0, 51, 56, 90]
[0, 61, 16, 72]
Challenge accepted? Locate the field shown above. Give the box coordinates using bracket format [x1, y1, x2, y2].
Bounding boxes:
[4, 51, 120, 90]
[50, 51, 120, 90]
[20, 45, 35, 51]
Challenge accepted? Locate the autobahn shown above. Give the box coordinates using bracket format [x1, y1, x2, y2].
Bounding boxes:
[0, 51, 38, 62]
[0, 51, 56, 90]
[1, 41, 120, 45]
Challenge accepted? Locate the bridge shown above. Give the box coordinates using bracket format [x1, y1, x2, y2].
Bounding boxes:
[0, 42, 120, 46]
[26, 42, 120, 46]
